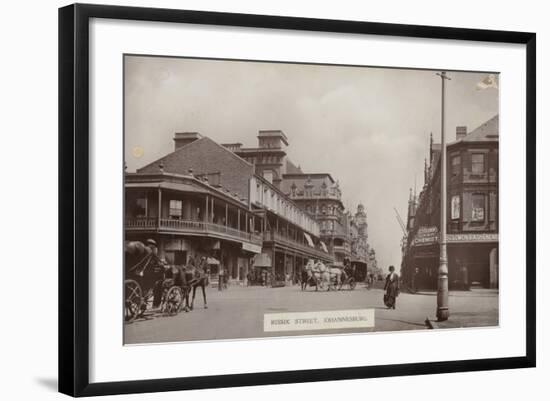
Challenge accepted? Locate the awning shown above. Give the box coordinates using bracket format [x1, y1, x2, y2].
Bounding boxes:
[253, 253, 272, 267]
[303, 232, 314, 247]
[206, 257, 220, 265]
[320, 241, 328, 253]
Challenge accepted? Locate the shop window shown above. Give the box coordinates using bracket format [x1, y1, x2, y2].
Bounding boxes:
[472, 153, 485, 174]
[169, 200, 183, 219]
[471, 194, 485, 222]
[451, 195, 460, 220]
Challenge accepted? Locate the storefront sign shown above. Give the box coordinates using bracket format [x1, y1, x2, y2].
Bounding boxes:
[253, 253, 272, 267]
[447, 233, 498, 243]
[412, 226, 439, 246]
[242, 242, 262, 254]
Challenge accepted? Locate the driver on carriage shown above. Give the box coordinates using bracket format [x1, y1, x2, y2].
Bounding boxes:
[343, 257, 352, 273]
[146, 238, 158, 254]
[314, 260, 325, 272]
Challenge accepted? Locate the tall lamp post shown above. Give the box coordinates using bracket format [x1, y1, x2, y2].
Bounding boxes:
[436, 71, 450, 321]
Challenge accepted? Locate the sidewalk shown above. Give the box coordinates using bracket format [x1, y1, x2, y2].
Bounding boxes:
[419, 289, 499, 329]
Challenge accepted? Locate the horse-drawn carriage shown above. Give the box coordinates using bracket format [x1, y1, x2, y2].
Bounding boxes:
[124, 240, 209, 322]
[124, 240, 185, 322]
[301, 260, 357, 291]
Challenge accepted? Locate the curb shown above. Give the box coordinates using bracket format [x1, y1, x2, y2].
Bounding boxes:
[425, 317, 439, 329]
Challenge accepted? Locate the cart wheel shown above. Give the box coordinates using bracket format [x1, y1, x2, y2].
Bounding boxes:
[125, 279, 142, 322]
[163, 286, 183, 316]
[349, 278, 356, 290]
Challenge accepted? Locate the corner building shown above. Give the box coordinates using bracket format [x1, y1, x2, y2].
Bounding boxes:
[402, 115, 499, 290]
[125, 132, 331, 286]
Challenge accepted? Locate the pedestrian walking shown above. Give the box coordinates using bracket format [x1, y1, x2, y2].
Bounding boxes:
[461, 265, 470, 291]
[383, 265, 400, 309]
[218, 266, 224, 291]
[412, 267, 419, 293]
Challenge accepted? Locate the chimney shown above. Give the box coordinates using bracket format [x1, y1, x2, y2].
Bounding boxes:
[456, 126, 467, 141]
[174, 132, 201, 150]
[221, 143, 243, 152]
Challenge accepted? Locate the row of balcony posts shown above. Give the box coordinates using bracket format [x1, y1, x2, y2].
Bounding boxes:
[129, 187, 331, 259]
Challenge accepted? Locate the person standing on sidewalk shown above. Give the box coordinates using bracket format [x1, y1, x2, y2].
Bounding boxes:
[460, 265, 470, 291]
[383, 265, 400, 309]
[218, 265, 224, 291]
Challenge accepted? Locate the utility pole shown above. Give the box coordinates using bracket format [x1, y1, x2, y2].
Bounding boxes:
[436, 71, 450, 321]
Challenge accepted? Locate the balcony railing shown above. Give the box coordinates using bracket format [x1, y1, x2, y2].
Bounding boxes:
[289, 192, 341, 201]
[126, 217, 263, 245]
[332, 244, 350, 254]
[266, 232, 332, 261]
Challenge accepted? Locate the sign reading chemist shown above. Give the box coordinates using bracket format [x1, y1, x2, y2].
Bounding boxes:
[412, 226, 439, 246]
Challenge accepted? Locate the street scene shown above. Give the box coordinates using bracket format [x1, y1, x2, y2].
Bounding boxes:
[125, 284, 498, 344]
[123, 55, 499, 344]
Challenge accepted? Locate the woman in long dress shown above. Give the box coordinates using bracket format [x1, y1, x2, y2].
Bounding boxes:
[384, 265, 400, 309]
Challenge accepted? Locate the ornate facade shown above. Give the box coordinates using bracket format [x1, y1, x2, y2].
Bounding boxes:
[226, 129, 378, 280]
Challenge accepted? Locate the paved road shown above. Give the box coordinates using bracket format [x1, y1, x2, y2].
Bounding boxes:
[124, 284, 498, 344]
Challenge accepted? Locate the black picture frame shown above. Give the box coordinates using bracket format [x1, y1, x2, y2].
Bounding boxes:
[59, 3, 536, 397]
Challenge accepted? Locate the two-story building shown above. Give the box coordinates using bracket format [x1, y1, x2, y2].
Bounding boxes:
[125, 132, 332, 286]
[402, 115, 499, 290]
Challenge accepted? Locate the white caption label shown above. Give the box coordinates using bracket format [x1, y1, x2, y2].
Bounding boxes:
[264, 309, 375, 332]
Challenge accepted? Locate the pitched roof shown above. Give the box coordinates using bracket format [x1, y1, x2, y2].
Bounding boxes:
[286, 159, 303, 174]
[461, 114, 499, 142]
[137, 136, 254, 200]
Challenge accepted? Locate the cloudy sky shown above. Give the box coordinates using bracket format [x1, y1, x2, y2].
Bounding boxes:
[125, 55, 499, 272]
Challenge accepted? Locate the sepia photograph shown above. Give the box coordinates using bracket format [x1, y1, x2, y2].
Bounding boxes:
[123, 55, 499, 344]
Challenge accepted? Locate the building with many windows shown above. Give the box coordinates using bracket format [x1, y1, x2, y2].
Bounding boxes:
[126, 129, 380, 285]
[225, 129, 377, 278]
[401, 115, 499, 290]
[281, 173, 347, 261]
[125, 132, 332, 286]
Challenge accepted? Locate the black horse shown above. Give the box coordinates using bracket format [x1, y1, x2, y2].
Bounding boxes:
[183, 260, 209, 310]
[165, 259, 208, 311]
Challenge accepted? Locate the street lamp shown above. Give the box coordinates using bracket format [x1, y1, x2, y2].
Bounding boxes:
[436, 71, 450, 321]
